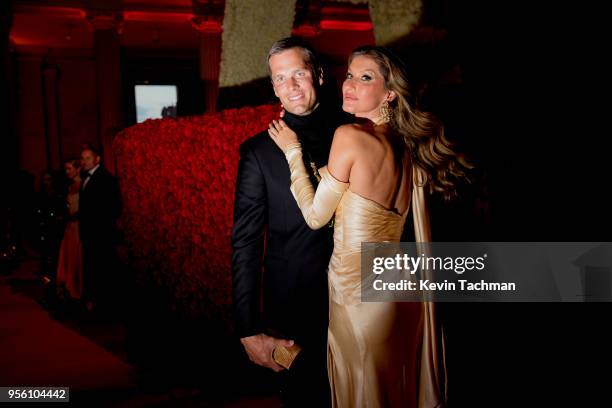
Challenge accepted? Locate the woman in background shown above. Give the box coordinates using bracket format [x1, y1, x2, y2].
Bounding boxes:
[56, 158, 83, 301]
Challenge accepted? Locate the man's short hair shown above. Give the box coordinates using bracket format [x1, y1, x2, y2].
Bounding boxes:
[267, 37, 323, 85]
[81, 143, 100, 157]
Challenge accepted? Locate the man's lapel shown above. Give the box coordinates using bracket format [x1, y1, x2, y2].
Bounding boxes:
[83, 168, 98, 191]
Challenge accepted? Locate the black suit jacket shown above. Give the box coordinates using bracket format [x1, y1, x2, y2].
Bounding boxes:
[231, 105, 347, 347]
[79, 166, 122, 245]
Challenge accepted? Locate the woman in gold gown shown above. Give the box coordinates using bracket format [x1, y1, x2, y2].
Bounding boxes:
[269, 46, 471, 407]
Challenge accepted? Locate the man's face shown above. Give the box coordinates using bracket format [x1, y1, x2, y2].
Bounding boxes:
[269, 48, 322, 116]
[80, 149, 99, 171]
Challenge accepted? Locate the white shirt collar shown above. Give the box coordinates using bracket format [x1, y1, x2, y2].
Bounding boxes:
[88, 164, 101, 176]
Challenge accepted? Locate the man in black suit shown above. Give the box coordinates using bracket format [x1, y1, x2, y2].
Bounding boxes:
[79, 145, 122, 313]
[232, 38, 348, 407]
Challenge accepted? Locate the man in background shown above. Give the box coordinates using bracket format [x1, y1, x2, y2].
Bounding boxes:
[79, 145, 122, 315]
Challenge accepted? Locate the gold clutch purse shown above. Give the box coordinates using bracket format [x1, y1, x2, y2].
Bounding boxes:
[272, 343, 302, 370]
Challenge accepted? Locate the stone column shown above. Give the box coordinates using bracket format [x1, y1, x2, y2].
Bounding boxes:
[292, 0, 321, 37]
[1, 2, 15, 173]
[41, 63, 62, 170]
[192, 16, 222, 113]
[88, 11, 123, 174]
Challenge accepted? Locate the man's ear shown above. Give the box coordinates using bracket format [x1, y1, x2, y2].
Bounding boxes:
[272, 81, 279, 98]
[318, 68, 324, 87]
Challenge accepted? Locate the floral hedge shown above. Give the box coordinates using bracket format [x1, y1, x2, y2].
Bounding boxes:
[113, 105, 279, 323]
[219, 0, 296, 87]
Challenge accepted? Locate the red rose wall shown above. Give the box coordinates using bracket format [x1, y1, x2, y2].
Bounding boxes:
[113, 104, 278, 322]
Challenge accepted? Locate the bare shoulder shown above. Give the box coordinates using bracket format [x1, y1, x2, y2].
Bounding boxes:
[332, 123, 376, 149]
[334, 123, 372, 138]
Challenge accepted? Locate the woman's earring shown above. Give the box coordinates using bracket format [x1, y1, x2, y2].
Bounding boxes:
[379, 100, 393, 124]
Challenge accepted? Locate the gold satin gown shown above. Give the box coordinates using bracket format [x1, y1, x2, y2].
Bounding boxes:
[284, 143, 446, 408]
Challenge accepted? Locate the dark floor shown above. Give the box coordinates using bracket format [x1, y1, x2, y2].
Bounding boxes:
[3, 250, 611, 407]
[0, 254, 281, 407]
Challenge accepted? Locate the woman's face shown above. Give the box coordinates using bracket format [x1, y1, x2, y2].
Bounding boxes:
[64, 163, 79, 180]
[342, 55, 393, 121]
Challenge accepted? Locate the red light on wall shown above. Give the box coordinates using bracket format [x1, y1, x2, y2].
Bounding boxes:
[320, 20, 373, 31]
[15, 5, 86, 19]
[9, 34, 36, 46]
[124, 11, 194, 23]
[320, 6, 370, 18]
[292, 24, 318, 37]
[191, 17, 222, 33]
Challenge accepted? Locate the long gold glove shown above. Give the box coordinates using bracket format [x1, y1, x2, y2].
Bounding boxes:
[284, 143, 349, 230]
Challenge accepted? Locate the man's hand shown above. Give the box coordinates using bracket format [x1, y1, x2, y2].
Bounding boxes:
[240, 333, 294, 372]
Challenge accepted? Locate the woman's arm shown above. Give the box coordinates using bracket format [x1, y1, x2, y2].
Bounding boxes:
[269, 121, 352, 229]
[326, 125, 356, 183]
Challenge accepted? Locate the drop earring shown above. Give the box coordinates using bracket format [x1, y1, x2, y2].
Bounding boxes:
[378, 100, 393, 124]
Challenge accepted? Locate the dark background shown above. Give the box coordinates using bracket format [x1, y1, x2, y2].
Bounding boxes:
[441, 1, 610, 406]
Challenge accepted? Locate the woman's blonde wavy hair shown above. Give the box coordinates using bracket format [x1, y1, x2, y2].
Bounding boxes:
[349, 46, 472, 200]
